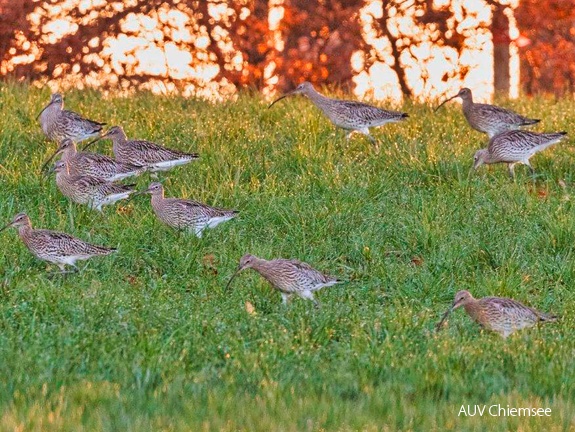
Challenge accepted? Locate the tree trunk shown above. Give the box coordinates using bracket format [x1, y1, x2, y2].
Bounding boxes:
[491, 3, 510, 96]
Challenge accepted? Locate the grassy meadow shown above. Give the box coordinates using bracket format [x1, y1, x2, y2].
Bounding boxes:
[1, 81, 575, 431]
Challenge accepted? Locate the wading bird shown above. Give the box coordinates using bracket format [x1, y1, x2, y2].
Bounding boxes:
[269, 81, 408, 144]
[435, 88, 539, 138]
[436, 290, 557, 338]
[226, 254, 341, 306]
[0, 212, 115, 273]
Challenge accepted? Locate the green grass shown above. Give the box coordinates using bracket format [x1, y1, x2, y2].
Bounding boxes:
[1, 81, 575, 431]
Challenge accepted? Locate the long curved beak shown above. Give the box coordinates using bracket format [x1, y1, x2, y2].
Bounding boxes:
[434, 94, 459, 113]
[225, 267, 242, 291]
[0, 222, 14, 233]
[268, 92, 293, 109]
[81, 134, 105, 151]
[40, 148, 63, 174]
[35, 105, 49, 120]
[134, 186, 153, 196]
[435, 306, 453, 331]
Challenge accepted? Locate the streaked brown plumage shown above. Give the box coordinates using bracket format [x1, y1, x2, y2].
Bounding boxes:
[0, 212, 115, 273]
[84, 126, 199, 172]
[269, 81, 408, 144]
[473, 130, 567, 178]
[436, 88, 540, 138]
[143, 182, 238, 237]
[51, 160, 137, 212]
[41, 139, 145, 182]
[436, 290, 557, 338]
[226, 254, 341, 306]
[37, 93, 105, 143]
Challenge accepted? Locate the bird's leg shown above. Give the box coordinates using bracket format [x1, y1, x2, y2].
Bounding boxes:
[524, 160, 536, 176]
[507, 163, 516, 179]
[194, 226, 204, 238]
[60, 264, 79, 275]
[345, 131, 354, 142]
[49, 263, 78, 276]
[281, 292, 291, 306]
[359, 127, 379, 148]
[300, 290, 320, 308]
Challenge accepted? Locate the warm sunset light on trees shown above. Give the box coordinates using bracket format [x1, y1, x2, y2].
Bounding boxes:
[0, 0, 573, 100]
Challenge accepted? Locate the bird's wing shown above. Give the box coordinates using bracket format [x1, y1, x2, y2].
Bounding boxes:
[283, 259, 334, 284]
[340, 100, 407, 122]
[33, 229, 78, 244]
[99, 182, 134, 194]
[173, 198, 235, 218]
[32, 229, 110, 254]
[71, 174, 106, 189]
[128, 140, 198, 163]
[63, 110, 105, 127]
[485, 297, 537, 319]
[78, 152, 115, 165]
[474, 103, 527, 124]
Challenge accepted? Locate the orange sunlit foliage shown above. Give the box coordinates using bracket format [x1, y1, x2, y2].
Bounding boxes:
[516, 0, 575, 96]
[0, 0, 566, 100]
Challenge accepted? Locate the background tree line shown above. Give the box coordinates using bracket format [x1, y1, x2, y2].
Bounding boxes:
[0, 0, 573, 97]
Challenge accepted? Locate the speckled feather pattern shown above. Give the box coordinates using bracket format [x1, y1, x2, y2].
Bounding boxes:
[55, 167, 135, 209]
[250, 257, 339, 294]
[59, 141, 145, 181]
[486, 130, 566, 163]
[19, 226, 114, 264]
[39, 100, 104, 143]
[465, 103, 538, 136]
[150, 194, 237, 231]
[106, 128, 199, 169]
[463, 296, 555, 338]
[306, 90, 407, 130]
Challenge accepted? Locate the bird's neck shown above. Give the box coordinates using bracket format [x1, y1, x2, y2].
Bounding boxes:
[62, 146, 77, 159]
[305, 87, 330, 105]
[41, 103, 62, 122]
[55, 170, 71, 187]
[481, 150, 497, 164]
[111, 136, 127, 154]
[463, 299, 481, 320]
[17, 224, 32, 238]
[251, 258, 275, 278]
[150, 193, 164, 206]
[461, 96, 474, 111]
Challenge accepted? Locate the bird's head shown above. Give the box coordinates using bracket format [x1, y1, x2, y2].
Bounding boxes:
[473, 149, 489, 170]
[144, 182, 164, 196]
[0, 212, 31, 233]
[225, 254, 258, 291]
[268, 81, 315, 108]
[452, 290, 473, 310]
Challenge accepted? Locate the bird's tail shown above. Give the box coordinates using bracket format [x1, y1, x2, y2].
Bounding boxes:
[521, 118, 540, 126]
[92, 245, 117, 256]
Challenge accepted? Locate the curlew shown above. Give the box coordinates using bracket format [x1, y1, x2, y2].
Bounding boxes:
[142, 182, 237, 237]
[226, 254, 341, 306]
[269, 81, 408, 144]
[84, 126, 199, 172]
[50, 160, 137, 212]
[0, 212, 115, 273]
[436, 290, 557, 338]
[37, 93, 106, 143]
[41, 139, 146, 182]
[473, 130, 567, 178]
[435, 88, 540, 138]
